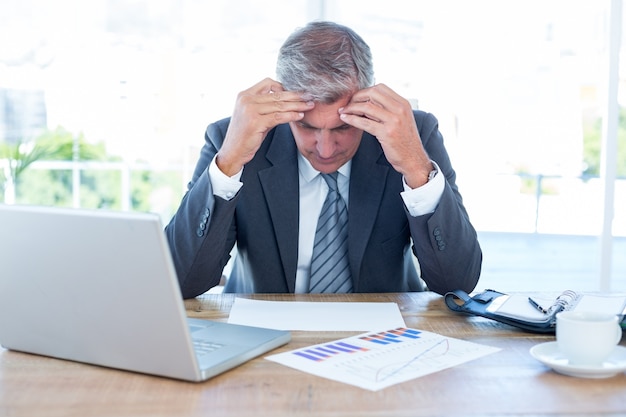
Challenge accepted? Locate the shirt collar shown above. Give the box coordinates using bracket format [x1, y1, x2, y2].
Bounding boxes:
[297, 153, 351, 183]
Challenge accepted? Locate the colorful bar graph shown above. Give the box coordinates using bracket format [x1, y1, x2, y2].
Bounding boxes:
[359, 328, 422, 345]
[290, 329, 423, 362]
[292, 342, 369, 362]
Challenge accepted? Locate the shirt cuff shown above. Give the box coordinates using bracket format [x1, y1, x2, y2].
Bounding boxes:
[208, 156, 243, 200]
[400, 161, 444, 216]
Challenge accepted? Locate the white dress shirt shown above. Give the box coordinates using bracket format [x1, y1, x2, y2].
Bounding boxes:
[208, 154, 444, 293]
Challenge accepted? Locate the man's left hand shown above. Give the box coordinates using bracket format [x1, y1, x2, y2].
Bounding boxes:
[339, 83, 433, 188]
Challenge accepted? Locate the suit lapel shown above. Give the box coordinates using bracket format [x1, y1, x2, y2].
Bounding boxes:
[258, 125, 300, 292]
[348, 134, 389, 291]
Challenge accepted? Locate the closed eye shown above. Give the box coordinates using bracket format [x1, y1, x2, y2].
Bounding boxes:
[297, 122, 317, 130]
[296, 122, 352, 131]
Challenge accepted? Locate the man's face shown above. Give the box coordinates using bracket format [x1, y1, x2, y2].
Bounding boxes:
[289, 95, 363, 174]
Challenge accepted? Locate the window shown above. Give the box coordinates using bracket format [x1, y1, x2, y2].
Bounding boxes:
[1, 0, 623, 290]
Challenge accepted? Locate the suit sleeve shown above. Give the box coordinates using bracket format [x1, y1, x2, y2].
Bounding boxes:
[407, 111, 482, 295]
[164, 118, 238, 298]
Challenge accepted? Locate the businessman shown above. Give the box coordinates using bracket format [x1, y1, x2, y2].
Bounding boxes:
[165, 21, 482, 298]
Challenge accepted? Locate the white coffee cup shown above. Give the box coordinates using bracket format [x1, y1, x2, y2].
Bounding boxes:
[556, 310, 622, 366]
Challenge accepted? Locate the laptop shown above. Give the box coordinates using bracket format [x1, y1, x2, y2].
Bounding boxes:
[0, 204, 290, 382]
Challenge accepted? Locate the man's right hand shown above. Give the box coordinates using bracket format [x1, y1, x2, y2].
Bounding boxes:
[215, 78, 315, 177]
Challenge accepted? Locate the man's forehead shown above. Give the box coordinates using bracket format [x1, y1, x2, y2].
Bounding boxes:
[300, 95, 352, 129]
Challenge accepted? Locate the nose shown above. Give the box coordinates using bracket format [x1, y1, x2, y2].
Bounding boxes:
[316, 130, 335, 158]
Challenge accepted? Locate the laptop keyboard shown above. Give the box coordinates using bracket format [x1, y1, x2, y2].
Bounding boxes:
[193, 339, 223, 356]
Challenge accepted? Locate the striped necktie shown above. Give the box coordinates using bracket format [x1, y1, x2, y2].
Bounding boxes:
[309, 172, 353, 293]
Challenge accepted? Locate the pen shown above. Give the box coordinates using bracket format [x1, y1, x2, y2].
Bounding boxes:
[528, 297, 548, 314]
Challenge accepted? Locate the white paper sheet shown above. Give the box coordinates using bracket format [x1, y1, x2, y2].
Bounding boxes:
[266, 328, 501, 391]
[227, 298, 406, 331]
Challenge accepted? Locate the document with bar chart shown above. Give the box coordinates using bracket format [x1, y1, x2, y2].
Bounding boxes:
[265, 328, 500, 391]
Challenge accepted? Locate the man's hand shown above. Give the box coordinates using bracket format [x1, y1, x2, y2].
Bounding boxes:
[339, 83, 433, 188]
[216, 78, 314, 176]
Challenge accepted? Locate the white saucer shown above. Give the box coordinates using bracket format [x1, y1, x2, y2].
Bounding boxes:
[530, 342, 626, 378]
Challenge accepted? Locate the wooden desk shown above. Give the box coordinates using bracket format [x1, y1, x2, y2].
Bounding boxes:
[1, 292, 624, 417]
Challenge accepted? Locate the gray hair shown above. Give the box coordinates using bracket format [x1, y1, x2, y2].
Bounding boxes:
[276, 21, 374, 103]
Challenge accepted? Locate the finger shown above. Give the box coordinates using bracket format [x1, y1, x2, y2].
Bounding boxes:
[258, 97, 314, 116]
[349, 83, 403, 110]
[267, 89, 311, 104]
[252, 78, 310, 102]
[271, 109, 307, 125]
[253, 98, 313, 127]
[339, 100, 387, 125]
[247, 78, 306, 102]
[237, 87, 313, 116]
[339, 111, 382, 137]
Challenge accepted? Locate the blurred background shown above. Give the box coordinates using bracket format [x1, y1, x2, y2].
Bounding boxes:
[1, 0, 624, 292]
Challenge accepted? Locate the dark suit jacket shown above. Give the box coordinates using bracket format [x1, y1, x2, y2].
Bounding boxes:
[165, 110, 482, 298]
